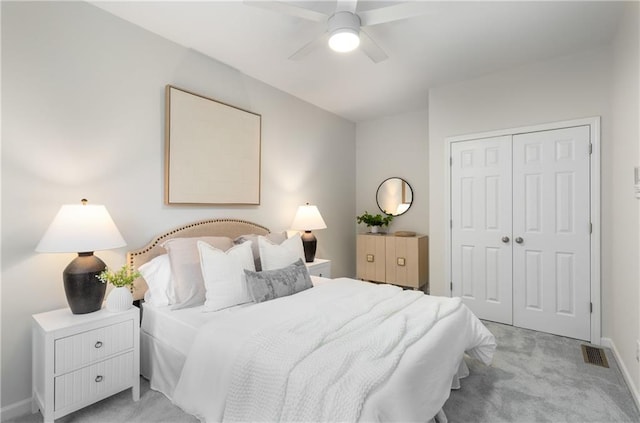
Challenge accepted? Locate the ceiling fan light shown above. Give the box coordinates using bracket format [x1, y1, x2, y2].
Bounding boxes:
[328, 29, 360, 53]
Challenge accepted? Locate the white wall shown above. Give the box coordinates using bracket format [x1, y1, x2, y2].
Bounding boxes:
[610, 1, 640, 394]
[355, 109, 429, 239]
[428, 47, 611, 294]
[1, 1, 355, 413]
[429, 40, 640, 394]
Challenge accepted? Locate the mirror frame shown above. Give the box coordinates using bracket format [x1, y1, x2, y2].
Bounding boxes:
[376, 177, 413, 216]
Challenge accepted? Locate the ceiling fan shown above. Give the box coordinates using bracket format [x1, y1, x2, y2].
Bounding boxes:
[244, 0, 430, 63]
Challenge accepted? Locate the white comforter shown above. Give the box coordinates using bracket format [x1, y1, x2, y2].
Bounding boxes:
[173, 278, 495, 422]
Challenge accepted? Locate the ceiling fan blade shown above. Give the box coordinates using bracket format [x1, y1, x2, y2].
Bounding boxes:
[243, 1, 328, 23]
[288, 32, 330, 60]
[359, 29, 388, 63]
[335, 0, 358, 14]
[358, 1, 430, 27]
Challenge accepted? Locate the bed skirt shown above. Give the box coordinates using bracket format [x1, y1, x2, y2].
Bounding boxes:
[140, 330, 186, 401]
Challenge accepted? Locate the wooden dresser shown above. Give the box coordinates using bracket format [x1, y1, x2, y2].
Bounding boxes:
[356, 233, 428, 290]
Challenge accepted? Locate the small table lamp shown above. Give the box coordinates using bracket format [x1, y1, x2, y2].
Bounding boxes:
[36, 199, 126, 314]
[291, 203, 327, 262]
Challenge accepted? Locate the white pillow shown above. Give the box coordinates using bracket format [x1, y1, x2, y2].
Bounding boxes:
[198, 240, 256, 312]
[162, 236, 234, 310]
[258, 232, 306, 271]
[139, 254, 175, 307]
[233, 232, 288, 271]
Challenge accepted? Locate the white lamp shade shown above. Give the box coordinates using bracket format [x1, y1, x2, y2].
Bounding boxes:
[291, 204, 327, 231]
[36, 203, 126, 253]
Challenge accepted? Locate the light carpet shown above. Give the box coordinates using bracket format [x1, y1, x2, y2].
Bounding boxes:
[8, 321, 640, 422]
[444, 321, 640, 422]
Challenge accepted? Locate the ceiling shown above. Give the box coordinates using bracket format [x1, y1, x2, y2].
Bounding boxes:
[90, 1, 625, 122]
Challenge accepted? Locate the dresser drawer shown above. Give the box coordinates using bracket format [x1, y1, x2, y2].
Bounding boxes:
[356, 234, 386, 282]
[54, 351, 134, 412]
[55, 320, 133, 374]
[356, 234, 428, 290]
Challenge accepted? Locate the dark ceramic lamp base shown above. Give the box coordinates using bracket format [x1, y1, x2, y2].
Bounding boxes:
[63, 252, 107, 314]
[301, 231, 317, 263]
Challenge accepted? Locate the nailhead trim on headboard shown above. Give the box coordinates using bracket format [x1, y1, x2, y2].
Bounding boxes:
[126, 218, 270, 300]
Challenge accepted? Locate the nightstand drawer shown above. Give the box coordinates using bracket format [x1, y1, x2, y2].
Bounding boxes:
[309, 262, 330, 277]
[54, 351, 134, 412]
[305, 259, 331, 278]
[55, 320, 134, 374]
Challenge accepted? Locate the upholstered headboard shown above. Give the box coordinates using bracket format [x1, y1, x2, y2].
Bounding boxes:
[126, 218, 270, 300]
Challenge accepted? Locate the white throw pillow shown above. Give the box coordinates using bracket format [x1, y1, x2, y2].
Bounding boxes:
[162, 236, 234, 310]
[198, 240, 256, 312]
[139, 254, 175, 307]
[258, 232, 305, 271]
[233, 232, 288, 271]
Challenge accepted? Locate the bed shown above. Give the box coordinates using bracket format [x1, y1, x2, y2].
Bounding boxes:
[128, 218, 496, 422]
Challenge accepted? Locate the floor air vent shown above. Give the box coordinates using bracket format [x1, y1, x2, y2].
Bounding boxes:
[581, 344, 609, 368]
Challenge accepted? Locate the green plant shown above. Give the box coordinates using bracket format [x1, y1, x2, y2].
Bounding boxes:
[96, 265, 141, 289]
[356, 211, 394, 227]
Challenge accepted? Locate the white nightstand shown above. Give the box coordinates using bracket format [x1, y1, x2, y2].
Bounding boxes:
[305, 258, 331, 278]
[32, 306, 140, 423]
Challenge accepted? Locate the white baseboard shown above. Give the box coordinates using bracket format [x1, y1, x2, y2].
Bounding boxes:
[0, 397, 33, 422]
[601, 337, 640, 412]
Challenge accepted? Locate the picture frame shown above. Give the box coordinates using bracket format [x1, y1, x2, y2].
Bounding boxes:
[165, 85, 261, 205]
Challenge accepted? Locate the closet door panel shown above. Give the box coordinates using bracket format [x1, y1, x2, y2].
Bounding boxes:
[512, 126, 591, 340]
[451, 136, 513, 324]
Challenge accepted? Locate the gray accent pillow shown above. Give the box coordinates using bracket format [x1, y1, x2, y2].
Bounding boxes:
[234, 232, 287, 271]
[244, 259, 312, 303]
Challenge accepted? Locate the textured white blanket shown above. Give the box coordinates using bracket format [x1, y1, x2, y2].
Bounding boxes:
[223, 282, 462, 422]
[172, 278, 494, 422]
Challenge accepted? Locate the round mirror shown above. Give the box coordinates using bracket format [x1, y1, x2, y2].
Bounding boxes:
[376, 177, 413, 216]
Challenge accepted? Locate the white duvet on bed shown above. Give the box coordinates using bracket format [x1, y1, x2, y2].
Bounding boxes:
[139, 277, 329, 398]
[172, 278, 495, 422]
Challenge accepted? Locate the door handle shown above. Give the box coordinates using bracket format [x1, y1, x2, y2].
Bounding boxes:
[515, 237, 524, 244]
[501, 236, 510, 243]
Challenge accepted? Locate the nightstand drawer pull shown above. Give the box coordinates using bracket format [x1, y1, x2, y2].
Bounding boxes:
[397, 257, 406, 266]
[367, 254, 375, 263]
[94, 341, 103, 349]
[94, 375, 103, 383]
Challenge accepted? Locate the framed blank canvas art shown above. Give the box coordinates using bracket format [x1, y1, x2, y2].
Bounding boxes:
[165, 85, 261, 205]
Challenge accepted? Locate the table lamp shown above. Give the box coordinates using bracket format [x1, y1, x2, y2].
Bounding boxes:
[291, 203, 327, 262]
[36, 199, 126, 314]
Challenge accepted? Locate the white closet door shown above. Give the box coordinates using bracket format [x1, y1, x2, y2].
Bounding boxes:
[451, 136, 513, 324]
[512, 126, 591, 340]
